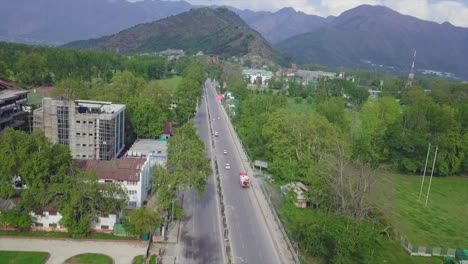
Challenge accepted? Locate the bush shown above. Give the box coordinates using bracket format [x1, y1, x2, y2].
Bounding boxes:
[280, 202, 378, 264]
[294, 97, 302, 104]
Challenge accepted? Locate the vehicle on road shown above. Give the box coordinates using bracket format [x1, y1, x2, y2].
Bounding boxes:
[214, 131, 219, 137]
[225, 163, 231, 170]
[223, 150, 228, 155]
[240, 172, 250, 187]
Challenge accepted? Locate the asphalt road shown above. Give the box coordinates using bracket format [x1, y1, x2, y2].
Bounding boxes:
[175, 83, 224, 264]
[204, 79, 281, 264]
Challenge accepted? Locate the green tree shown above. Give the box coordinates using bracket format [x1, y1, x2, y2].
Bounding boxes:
[15, 53, 48, 87]
[48, 170, 127, 238]
[353, 97, 400, 164]
[127, 207, 163, 234]
[263, 110, 340, 182]
[52, 78, 90, 100]
[316, 97, 349, 132]
[0, 60, 10, 80]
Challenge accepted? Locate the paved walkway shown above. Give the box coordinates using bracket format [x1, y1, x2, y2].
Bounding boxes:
[0, 237, 147, 264]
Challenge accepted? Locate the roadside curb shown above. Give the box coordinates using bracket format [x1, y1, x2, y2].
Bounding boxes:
[0, 236, 143, 244]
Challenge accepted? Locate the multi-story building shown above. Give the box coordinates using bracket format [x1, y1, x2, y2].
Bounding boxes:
[34, 98, 125, 160]
[0, 80, 28, 132]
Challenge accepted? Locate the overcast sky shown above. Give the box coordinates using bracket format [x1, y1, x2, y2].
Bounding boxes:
[128, 0, 468, 27]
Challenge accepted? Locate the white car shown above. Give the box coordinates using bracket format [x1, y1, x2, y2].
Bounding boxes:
[214, 131, 219, 137]
[223, 150, 228, 155]
[225, 163, 231, 170]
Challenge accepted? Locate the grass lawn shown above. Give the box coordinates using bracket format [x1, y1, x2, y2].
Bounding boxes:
[0, 251, 49, 264]
[0, 230, 137, 240]
[378, 173, 468, 248]
[152, 76, 182, 91]
[64, 253, 112, 264]
[132, 255, 145, 264]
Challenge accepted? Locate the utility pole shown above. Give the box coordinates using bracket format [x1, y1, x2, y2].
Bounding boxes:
[418, 143, 431, 201]
[425, 146, 438, 207]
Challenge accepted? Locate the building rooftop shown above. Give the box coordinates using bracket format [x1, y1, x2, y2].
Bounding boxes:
[75, 100, 125, 115]
[127, 139, 167, 158]
[74, 158, 146, 182]
[242, 69, 273, 77]
[0, 80, 28, 101]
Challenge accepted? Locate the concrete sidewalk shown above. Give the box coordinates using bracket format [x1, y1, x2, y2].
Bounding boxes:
[0, 237, 147, 264]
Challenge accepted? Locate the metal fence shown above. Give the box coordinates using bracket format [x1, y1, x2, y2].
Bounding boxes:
[394, 227, 457, 259]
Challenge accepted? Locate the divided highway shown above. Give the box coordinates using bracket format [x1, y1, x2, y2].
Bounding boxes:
[203, 79, 283, 264]
[176, 79, 293, 264]
[175, 81, 224, 264]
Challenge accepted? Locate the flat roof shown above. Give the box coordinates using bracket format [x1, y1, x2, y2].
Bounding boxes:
[127, 139, 167, 157]
[76, 100, 125, 114]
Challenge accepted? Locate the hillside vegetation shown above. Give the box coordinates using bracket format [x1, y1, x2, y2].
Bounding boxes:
[65, 8, 276, 61]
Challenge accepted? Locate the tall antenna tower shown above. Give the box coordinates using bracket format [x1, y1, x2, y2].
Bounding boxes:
[405, 50, 416, 88]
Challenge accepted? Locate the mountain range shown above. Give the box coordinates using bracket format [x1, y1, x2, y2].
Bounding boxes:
[65, 8, 276, 60]
[1, 0, 468, 78]
[276, 5, 468, 79]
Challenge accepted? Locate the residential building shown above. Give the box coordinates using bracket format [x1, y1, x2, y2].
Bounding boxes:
[75, 157, 155, 208]
[0, 198, 120, 232]
[34, 98, 125, 160]
[0, 80, 28, 132]
[295, 70, 337, 84]
[280, 182, 309, 208]
[242, 69, 273, 86]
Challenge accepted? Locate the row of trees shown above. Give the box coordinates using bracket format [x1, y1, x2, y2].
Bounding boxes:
[0, 129, 126, 237]
[135, 124, 212, 233]
[268, 77, 370, 109]
[0, 42, 193, 87]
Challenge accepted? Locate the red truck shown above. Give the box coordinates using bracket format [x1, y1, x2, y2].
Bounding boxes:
[239, 172, 250, 188]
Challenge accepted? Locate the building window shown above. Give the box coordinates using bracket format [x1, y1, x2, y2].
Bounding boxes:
[128, 201, 137, 207]
[34, 222, 44, 227]
[76, 133, 81, 136]
[49, 210, 57, 216]
[83, 121, 86, 124]
[89, 133, 93, 136]
[49, 223, 57, 228]
[101, 225, 109, 230]
[76, 121, 81, 124]
[82, 155, 86, 158]
[128, 190, 137, 195]
[82, 144, 86, 146]
[101, 213, 109, 218]
[76, 144, 80, 147]
[104, 180, 113, 183]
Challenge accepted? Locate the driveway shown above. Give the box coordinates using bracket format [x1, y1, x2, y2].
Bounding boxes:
[0, 237, 147, 264]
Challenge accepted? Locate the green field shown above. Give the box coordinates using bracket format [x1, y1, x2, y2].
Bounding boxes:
[65, 253, 113, 264]
[152, 76, 182, 91]
[0, 251, 49, 264]
[379, 173, 468, 248]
